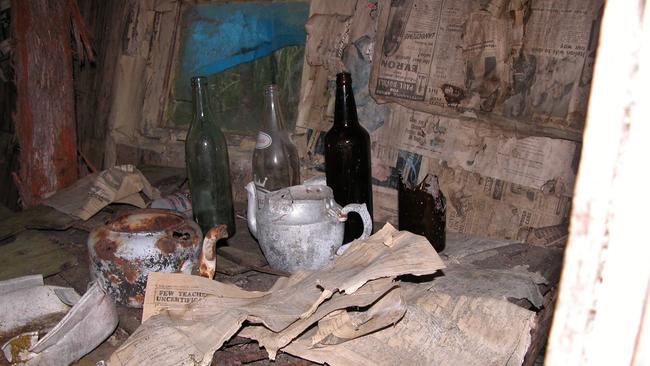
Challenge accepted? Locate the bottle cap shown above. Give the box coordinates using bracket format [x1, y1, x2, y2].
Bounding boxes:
[191, 76, 208, 86]
[264, 84, 279, 95]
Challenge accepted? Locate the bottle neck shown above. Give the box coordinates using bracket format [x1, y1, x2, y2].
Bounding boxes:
[191, 77, 210, 123]
[334, 77, 360, 128]
[262, 85, 287, 132]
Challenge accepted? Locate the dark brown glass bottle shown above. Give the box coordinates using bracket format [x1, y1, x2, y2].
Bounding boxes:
[325, 72, 373, 243]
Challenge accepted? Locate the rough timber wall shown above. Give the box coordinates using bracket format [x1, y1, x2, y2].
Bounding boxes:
[74, 0, 130, 174]
[12, 0, 78, 207]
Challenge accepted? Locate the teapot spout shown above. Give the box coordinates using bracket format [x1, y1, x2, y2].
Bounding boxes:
[245, 182, 258, 238]
[198, 225, 228, 279]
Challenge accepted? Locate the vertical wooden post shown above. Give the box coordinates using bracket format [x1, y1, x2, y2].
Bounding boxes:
[12, 0, 78, 207]
[545, 0, 650, 365]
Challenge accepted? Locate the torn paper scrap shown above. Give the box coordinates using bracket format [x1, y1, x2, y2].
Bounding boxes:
[1, 277, 118, 365]
[239, 278, 400, 359]
[43, 165, 160, 220]
[429, 266, 545, 308]
[0, 275, 76, 335]
[141, 272, 269, 323]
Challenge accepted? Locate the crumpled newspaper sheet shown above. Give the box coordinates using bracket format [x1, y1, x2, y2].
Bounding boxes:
[107, 223, 548, 365]
[107, 223, 445, 365]
[260, 232, 548, 366]
[42, 164, 160, 220]
[0, 275, 118, 365]
[279, 283, 536, 366]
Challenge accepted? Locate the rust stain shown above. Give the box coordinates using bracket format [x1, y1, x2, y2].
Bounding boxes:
[137, 214, 183, 231]
[94, 227, 110, 242]
[94, 238, 121, 261]
[198, 225, 228, 278]
[110, 209, 185, 233]
[91, 210, 204, 305]
[131, 294, 144, 305]
[203, 225, 228, 261]
[0, 312, 67, 352]
[198, 261, 208, 275]
[113, 257, 140, 284]
[93, 238, 139, 284]
[155, 236, 177, 255]
[203, 241, 216, 261]
[205, 225, 228, 242]
[6, 333, 34, 362]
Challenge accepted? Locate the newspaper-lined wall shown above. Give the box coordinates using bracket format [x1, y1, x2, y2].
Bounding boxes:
[369, 0, 603, 141]
[296, 0, 586, 240]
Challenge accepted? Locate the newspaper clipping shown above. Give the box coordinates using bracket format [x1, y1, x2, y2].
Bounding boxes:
[369, 0, 603, 140]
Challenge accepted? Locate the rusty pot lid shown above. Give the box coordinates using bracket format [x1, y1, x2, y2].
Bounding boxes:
[107, 209, 189, 233]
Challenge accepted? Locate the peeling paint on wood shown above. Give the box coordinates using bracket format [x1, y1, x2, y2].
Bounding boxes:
[12, 0, 78, 207]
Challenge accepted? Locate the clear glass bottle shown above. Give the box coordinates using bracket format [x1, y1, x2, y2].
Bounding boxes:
[185, 76, 235, 237]
[325, 72, 374, 243]
[252, 84, 300, 192]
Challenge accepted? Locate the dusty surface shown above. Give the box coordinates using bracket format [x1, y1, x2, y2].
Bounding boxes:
[0, 212, 557, 365]
[0, 169, 560, 365]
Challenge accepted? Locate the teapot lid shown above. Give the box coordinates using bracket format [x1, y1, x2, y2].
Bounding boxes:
[273, 184, 333, 201]
[107, 209, 187, 233]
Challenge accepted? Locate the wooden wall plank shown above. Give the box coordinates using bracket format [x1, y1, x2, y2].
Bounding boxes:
[74, 0, 132, 173]
[546, 0, 650, 364]
[12, 0, 78, 207]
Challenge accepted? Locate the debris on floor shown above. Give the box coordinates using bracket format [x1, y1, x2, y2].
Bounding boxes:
[0, 165, 563, 365]
[103, 222, 556, 366]
[0, 275, 118, 365]
[106, 223, 445, 365]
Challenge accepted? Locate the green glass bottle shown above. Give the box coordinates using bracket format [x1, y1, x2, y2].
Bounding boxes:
[185, 76, 235, 237]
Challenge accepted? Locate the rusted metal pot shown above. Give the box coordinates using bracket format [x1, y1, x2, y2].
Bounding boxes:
[87, 209, 226, 307]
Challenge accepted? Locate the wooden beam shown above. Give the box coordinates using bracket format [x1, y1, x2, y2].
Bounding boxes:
[546, 1, 650, 365]
[12, 0, 78, 207]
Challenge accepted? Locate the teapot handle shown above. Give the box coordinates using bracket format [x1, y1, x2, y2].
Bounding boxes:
[340, 203, 373, 240]
[198, 225, 229, 279]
